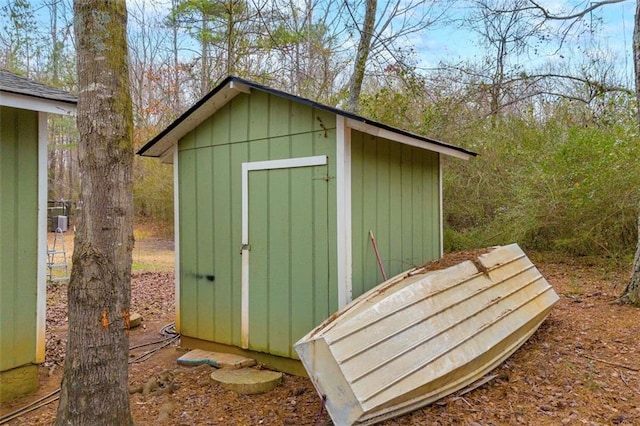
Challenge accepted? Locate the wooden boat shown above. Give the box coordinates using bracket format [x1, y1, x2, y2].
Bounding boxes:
[294, 244, 559, 425]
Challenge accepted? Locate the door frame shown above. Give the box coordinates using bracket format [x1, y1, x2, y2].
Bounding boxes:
[240, 155, 328, 348]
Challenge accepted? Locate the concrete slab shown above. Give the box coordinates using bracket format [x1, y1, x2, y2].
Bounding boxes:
[210, 368, 282, 395]
[177, 349, 256, 369]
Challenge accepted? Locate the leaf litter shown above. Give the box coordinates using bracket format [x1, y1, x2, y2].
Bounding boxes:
[1, 250, 639, 425]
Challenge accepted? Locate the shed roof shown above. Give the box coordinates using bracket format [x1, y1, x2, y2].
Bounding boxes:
[137, 76, 476, 163]
[0, 69, 76, 115]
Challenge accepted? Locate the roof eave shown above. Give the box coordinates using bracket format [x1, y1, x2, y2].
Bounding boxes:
[137, 76, 477, 163]
[1, 90, 76, 116]
[137, 77, 247, 162]
[344, 118, 475, 160]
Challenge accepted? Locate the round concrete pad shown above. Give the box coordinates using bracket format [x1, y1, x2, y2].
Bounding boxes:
[210, 368, 282, 395]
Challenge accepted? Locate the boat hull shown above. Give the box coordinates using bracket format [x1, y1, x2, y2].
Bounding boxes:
[294, 244, 559, 425]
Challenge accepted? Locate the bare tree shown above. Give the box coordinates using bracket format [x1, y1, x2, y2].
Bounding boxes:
[55, 0, 135, 423]
[523, 0, 639, 304]
[622, 0, 640, 304]
[0, 0, 40, 74]
[345, 0, 376, 112]
[468, 0, 543, 120]
[253, 0, 345, 101]
[343, 0, 449, 113]
[169, 0, 258, 95]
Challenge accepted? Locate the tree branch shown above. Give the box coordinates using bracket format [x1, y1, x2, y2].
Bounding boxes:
[527, 0, 627, 21]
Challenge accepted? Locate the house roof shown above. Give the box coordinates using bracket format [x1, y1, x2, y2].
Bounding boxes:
[0, 69, 76, 115]
[137, 76, 476, 163]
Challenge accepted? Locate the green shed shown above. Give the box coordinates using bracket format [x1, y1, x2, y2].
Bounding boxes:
[138, 76, 475, 373]
[0, 70, 76, 401]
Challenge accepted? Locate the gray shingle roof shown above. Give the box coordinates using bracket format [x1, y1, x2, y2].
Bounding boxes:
[0, 69, 76, 104]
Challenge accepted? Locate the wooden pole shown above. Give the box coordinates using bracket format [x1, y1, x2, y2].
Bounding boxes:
[369, 230, 387, 281]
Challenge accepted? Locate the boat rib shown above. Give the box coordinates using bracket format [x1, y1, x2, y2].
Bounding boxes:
[359, 285, 554, 403]
[349, 272, 545, 385]
[336, 263, 537, 365]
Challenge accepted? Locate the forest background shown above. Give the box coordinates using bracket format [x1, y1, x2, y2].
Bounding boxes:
[3, 0, 639, 259]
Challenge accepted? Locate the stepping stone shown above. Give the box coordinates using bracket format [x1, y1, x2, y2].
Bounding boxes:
[129, 312, 142, 328]
[177, 349, 256, 369]
[210, 368, 282, 395]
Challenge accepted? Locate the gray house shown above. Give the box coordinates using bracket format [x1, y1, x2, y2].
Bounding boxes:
[138, 76, 475, 373]
[0, 70, 76, 401]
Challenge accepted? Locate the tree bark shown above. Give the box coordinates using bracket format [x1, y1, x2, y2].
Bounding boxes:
[55, 0, 134, 424]
[620, 0, 640, 305]
[623, 213, 640, 304]
[345, 0, 377, 114]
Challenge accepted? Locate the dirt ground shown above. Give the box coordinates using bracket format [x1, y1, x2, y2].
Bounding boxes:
[1, 236, 639, 425]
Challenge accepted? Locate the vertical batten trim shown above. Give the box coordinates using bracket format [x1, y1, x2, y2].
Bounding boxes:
[336, 115, 352, 308]
[438, 154, 443, 257]
[240, 161, 250, 347]
[36, 112, 48, 363]
[173, 148, 181, 332]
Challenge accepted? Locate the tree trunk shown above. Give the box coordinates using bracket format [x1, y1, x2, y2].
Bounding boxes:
[621, 0, 640, 305]
[201, 14, 210, 96]
[55, 0, 134, 424]
[623, 213, 640, 304]
[345, 0, 377, 114]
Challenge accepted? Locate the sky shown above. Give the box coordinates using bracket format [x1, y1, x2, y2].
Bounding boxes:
[23, 0, 638, 89]
[414, 0, 636, 86]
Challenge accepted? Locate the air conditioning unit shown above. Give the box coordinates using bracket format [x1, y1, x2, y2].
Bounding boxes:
[52, 215, 68, 232]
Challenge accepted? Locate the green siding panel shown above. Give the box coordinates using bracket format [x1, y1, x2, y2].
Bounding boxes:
[229, 142, 248, 345]
[401, 144, 414, 272]
[0, 107, 39, 371]
[388, 144, 403, 273]
[249, 91, 269, 141]
[268, 95, 291, 138]
[265, 168, 291, 355]
[411, 149, 425, 263]
[289, 101, 314, 135]
[210, 104, 230, 147]
[180, 128, 196, 151]
[195, 149, 215, 341]
[269, 136, 290, 159]
[229, 96, 249, 143]
[351, 131, 440, 298]
[212, 144, 233, 342]
[195, 113, 214, 149]
[178, 149, 198, 337]
[314, 108, 335, 134]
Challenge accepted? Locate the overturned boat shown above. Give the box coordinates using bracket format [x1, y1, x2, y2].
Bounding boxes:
[295, 244, 559, 425]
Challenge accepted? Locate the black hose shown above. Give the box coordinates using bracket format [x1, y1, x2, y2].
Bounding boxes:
[0, 323, 179, 424]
